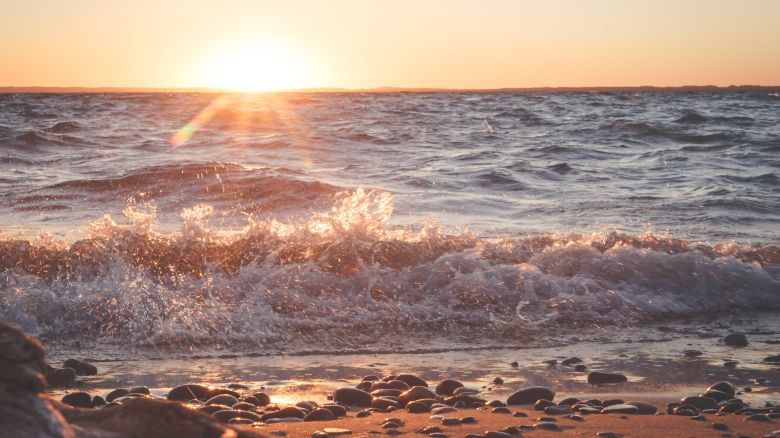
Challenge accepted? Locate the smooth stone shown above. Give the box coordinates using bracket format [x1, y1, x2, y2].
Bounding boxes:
[460, 416, 477, 424]
[383, 417, 404, 426]
[296, 401, 317, 411]
[128, 386, 150, 395]
[724, 333, 748, 347]
[227, 383, 249, 390]
[372, 397, 398, 410]
[702, 390, 732, 402]
[356, 410, 371, 418]
[320, 404, 348, 418]
[681, 396, 718, 411]
[399, 386, 438, 405]
[561, 357, 582, 366]
[745, 414, 772, 422]
[453, 387, 480, 395]
[558, 397, 580, 406]
[261, 406, 306, 421]
[304, 408, 334, 422]
[513, 411, 528, 417]
[763, 354, 780, 364]
[683, 350, 703, 357]
[407, 401, 431, 413]
[712, 422, 729, 430]
[432, 406, 457, 414]
[506, 387, 555, 405]
[429, 434, 447, 438]
[570, 414, 585, 421]
[43, 366, 77, 387]
[441, 417, 461, 425]
[602, 399, 626, 407]
[533, 422, 561, 431]
[674, 408, 698, 416]
[265, 418, 304, 423]
[580, 407, 602, 415]
[602, 404, 640, 414]
[691, 415, 706, 421]
[444, 394, 486, 406]
[199, 405, 227, 414]
[63, 359, 97, 376]
[372, 389, 403, 398]
[435, 379, 464, 396]
[707, 382, 737, 397]
[362, 375, 380, 382]
[356, 381, 372, 392]
[228, 418, 253, 425]
[61, 392, 92, 408]
[534, 399, 556, 410]
[627, 401, 657, 415]
[491, 407, 511, 414]
[509, 361, 519, 368]
[587, 372, 627, 384]
[106, 388, 129, 403]
[545, 405, 572, 415]
[253, 392, 272, 406]
[421, 426, 442, 433]
[167, 384, 209, 401]
[486, 400, 506, 407]
[537, 416, 556, 422]
[232, 402, 257, 411]
[492, 377, 504, 385]
[334, 387, 373, 407]
[91, 395, 107, 407]
[394, 374, 428, 388]
[483, 432, 510, 438]
[596, 433, 619, 438]
[206, 394, 238, 406]
[574, 364, 587, 372]
[213, 409, 261, 422]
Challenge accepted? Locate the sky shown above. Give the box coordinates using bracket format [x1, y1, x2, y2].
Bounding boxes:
[1, 0, 779, 90]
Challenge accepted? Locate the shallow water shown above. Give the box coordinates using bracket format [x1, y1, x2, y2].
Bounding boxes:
[1, 91, 779, 354]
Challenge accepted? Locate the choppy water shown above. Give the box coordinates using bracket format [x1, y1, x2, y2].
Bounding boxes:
[1, 91, 779, 352]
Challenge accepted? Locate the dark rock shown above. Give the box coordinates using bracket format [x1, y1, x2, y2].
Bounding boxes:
[63, 358, 98, 376]
[674, 407, 698, 416]
[62, 392, 93, 408]
[534, 399, 556, 410]
[198, 405, 226, 415]
[432, 406, 457, 414]
[261, 406, 306, 421]
[574, 364, 587, 372]
[484, 432, 511, 438]
[683, 350, 703, 357]
[333, 387, 372, 407]
[708, 381, 737, 397]
[579, 407, 602, 415]
[92, 395, 107, 407]
[228, 418, 253, 425]
[667, 402, 681, 414]
[712, 422, 728, 430]
[128, 386, 150, 395]
[486, 400, 506, 407]
[356, 410, 371, 418]
[205, 394, 238, 406]
[533, 422, 561, 431]
[362, 375, 380, 382]
[561, 357, 582, 366]
[558, 397, 580, 406]
[602, 404, 640, 414]
[304, 408, 334, 421]
[460, 416, 477, 423]
[372, 388, 402, 398]
[43, 365, 77, 388]
[453, 387, 480, 395]
[595, 433, 619, 438]
[509, 361, 519, 368]
[167, 384, 210, 401]
[763, 354, 780, 364]
[232, 402, 257, 411]
[491, 407, 511, 414]
[626, 401, 657, 415]
[441, 417, 460, 425]
[253, 392, 272, 406]
[394, 373, 428, 388]
[512, 411, 527, 417]
[702, 390, 732, 402]
[406, 401, 431, 413]
[399, 386, 438, 406]
[226, 383, 249, 390]
[296, 401, 317, 411]
[724, 333, 748, 347]
[744, 414, 772, 422]
[106, 388, 130, 402]
[587, 372, 627, 384]
[492, 377, 504, 385]
[444, 394, 486, 406]
[421, 426, 442, 433]
[570, 414, 585, 421]
[506, 387, 555, 405]
[372, 397, 398, 410]
[435, 379, 464, 396]
[681, 396, 718, 411]
[320, 404, 348, 418]
[691, 415, 706, 421]
[356, 381, 372, 392]
[602, 399, 625, 407]
[214, 409, 262, 422]
[545, 405, 572, 415]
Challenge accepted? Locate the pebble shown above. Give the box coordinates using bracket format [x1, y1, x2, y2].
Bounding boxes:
[534, 399, 556, 410]
[460, 416, 477, 424]
[574, 364, 588, 372]
[407, 401, 431, 413]
[61, 392, 92, 408]
[724, 333, 749, 347]
[304, 408, 334, 421]
[708, 381, 738, 396]
[602, 404, 640, 415]
[745, 414, 773, 422]
[356, 410, 372, 418]
[91, 395, 106, 407]
[431, 406, 458, 414]
[128, 386, 150, 395]
[533, 422, 561, 431]
[626, 401, 657, 415]
[702, 390, 732, 402]
[502, 426, 520, 435]
[545, 405, 572, 415]
[167, 384, 209, 401]
[691, 415, 706, 421]
[506, 386, 555, 405]
[261, 406, 306, 421]
[265, 418, 304, 424]
[681, 396, 718, 411]
[596, 433, 619, 438]
[509, 361, 518, 368]
[421, 426, 442, 433]
[400, 386, 438, 405]
[435, 379, 464, 396]
[570, 414, 585, 421]
[712, 422, 729, 430]
[253, 392, 272, 406]
[492, 377, 504, 385]
[587, 372, 627, 384]
[394, 373, 428, 388]
[323, 428, 352, 435]
[63, 359, 98, 376]
[491, 407, 511, 414]
[763, 354, 780, 363]
[429, 434, 448, 438]
[512, 411, 528, 417]
[321, 404, 348, 418]
[333, 387, 373, 407]
[44, 366, 77, 387]
[441, 417, 461, 425]
[105, 388, 129, 403]
[483, 432, 511, 438]
[562, 357, 583, 366]
[311, 433, 329, 438]
[602, 399, 625, 407]
[683, 350, 703, 357]
[206, 394, 238, 406]
[228, 418, 253, 425]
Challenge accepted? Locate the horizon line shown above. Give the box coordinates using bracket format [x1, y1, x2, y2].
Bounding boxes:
[1, 84, 779, 94]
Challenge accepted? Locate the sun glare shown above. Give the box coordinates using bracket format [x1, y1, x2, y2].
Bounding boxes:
[206, 41, 307, 92]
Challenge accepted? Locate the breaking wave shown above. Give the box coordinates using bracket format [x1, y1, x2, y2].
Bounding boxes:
[1, 189, 778, 351]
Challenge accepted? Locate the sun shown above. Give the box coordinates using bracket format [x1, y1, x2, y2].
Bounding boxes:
[205, 40, 307, 92]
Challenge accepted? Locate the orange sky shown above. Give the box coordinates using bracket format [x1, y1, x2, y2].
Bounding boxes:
[2, 0, 779, 90]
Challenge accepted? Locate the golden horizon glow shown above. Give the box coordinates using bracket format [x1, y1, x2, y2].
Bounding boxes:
[1, 0, 779, 89]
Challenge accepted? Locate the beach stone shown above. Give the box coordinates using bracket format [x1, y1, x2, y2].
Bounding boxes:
[296, 401, 317, 411]
[712, 422, 728, 430]
[627, 401, 657, 415]
[763, 354, 780, 364]
[596, 433, 619, 438]
[486, 400, 506, 407]
[484, 432, 510, 438]
[513, 411, 528, 417]
[545, 405, 572, 415]
[261, 406, 306, 421]
[510, 361, 519, 367]
[702, 390, 732, 402]
[579, 407, 602, 415]
[445, 394, 486, 406]
[362, 375, 380, 382]
[227, 418, 253, 425]
[384, 417, 404, 426]
[453, 387, 480, 395]
[533, 422, 561, 431]
[304, 408, 334, 421]
[432, 406, 457, 414]
[62, 392, 93, 408]
[372, 397, 398, 410]
[435, 379, 464, 396]
[400, 386, 438, 405]
[227, 383, 249, 390]
[394, 373, 428, 388]
[356, 410, 371, 418]
[724, 333, 748, 347]
[387, 380, 412, 391]
[506, 386, 555, 405]
[407, 401, 432, 413]
[460, 416, 477, 424]
[602, 404, 640, 414]
[574, 364, 587, 372]
[199, 405, 227, 414]
[683, 350, 703, 357]
[708, 381, 737, 397]
[491, 407, 511, 414]
[681, 396, 718, 411]
[441, 417, 461, 425]
[535, 399, 556, 410]
[356, 381, 372, 392]
[602, 399, 625, 407]
[587, 372, 627, 384]
[92, 395, 107, 407]
[206, 394, 238, 406]
[421, 426, 442, 433]
[745, 414, 772, 422]
[691, 415, 706, 421]
[585, 399, 603, 406]
[63, 358, 97, 376]
[382, 375, 397, 382]
[429, 434, 447, 438]
[493, 377, 504, 385]
[372, 388, 402, 398]
[106, 388, 129, 402]
[128, 386, 150, 395]
[667, 402, 681, 414]
[558, 397, 580, 406]
[321, 404, 348, 418]
[562, 357, 582, 366]
[265, 418, 303, 423]
[311, 431, 328, 438]
[570, 414, 585, 421]
[167, 384, 210, 401]
[43, 365, 77, 387]
[213, 409, 261, 422]
[252, 392, 271, 406]
[232, 401, 257, 411]
[674, 407, 698, 416]
[334, 387, 373, 407]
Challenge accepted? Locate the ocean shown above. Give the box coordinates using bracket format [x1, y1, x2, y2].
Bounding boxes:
[1, 91, 779, 368]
